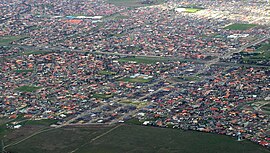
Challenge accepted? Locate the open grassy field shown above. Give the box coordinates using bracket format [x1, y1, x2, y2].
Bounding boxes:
[107, 0, 165, 8]
[22, 50, 53, 55]
[172, 76, 202, 82]
[0, 117, 23, 140]
[92, 93, 114, 99]
[118, 56, 170, 64]
[98, 70, 117, 75]
[119, 77, 152, 83]
[225, 23, 257, 30]
[6, 124, 270, 153]
[262, 103, 270, 114]
[15, 86, 42, 92]
[117, 56, 204, 64]
[0, 36, 27, 46]
[119, 100, 148, 108]
[77, 125, 270, 153]
[241, 40, 270, 64]
[0, 118, 57, 147]
[23, 119, 58, 126]
[185, 8, 203, 13]
[14, 69, 34, 73]
[6, 126, 109, 153]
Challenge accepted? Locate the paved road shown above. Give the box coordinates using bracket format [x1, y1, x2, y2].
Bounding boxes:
[196, 36, 270, 75]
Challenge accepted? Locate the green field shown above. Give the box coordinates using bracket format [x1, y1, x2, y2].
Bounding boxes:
[262, 103, 270, 113]
[185, 8, 203, 13]
[225, 23, 257, 30]
[0, 36, 27, 46]
[172, 76, 201, 82]
[5, 125, 270, 153]
[23, 119, 58, 126]
[22, 50, 52, 55]
[98, 70, 117, 75]
[6, 126, 108, 153]
[242, 41, 270, 64]
[107, 0, 165, 7]
[92, 93, 114, 99]
[14, 69, 34, 73]
[119, 77, 152, 83]
[0, 117, 23, 139]
[117, 56, 203, 64]
[0, 117, 54, 146]
[15, 86, 42, 92]
[0, 124, 12, 140]
[118, 57, 170, 64]
[119, 100, 148, 108]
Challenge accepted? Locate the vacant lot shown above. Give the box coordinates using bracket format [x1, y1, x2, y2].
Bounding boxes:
[5, 124, 270, 153]
[0, 119, 57, 146]
[6, 126, 109, 153]
[77, 125, 270, 153]
[225, 23, 257, 30]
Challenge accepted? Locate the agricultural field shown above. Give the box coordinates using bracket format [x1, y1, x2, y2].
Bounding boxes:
[224, 23, 257, 30]
[15, 86, 42, 92]
[5, 125, 270, 153]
